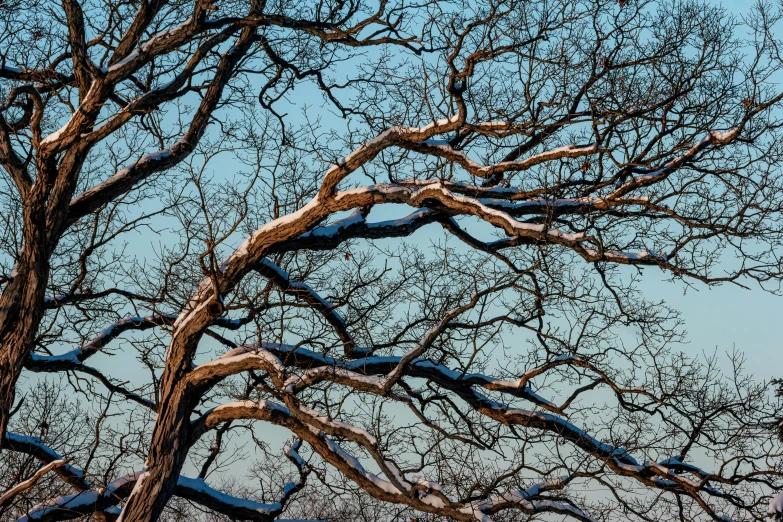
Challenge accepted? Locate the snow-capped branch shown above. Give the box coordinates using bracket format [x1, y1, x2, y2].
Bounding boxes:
[255, 258, 355, 353]
[16, 468, 317, 522]
[27, 314, 175, 367]
[191, 398, 598, 522]
[470, 475, 597, 522]
[0, 459, 69, 509]
[187, 343, 559, 413]
[404, 141, 602, 179]
[2, 433, 91, 491]
[188, 341, 745, 512]
[269, 208, 439, 254]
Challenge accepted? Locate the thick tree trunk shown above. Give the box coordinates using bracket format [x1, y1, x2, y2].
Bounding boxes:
[0, 180, 65, 446]
[0, 255, 48, 445]
[117, 343, 198, 522]
[0, 156, 86, 446]
[116, 389, 192, 521]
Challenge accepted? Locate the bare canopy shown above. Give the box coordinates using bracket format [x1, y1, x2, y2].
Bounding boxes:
[1, 0, 783, 520]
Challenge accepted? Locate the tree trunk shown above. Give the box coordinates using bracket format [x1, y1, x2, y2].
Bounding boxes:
[117, 345, 198, 522]
[0, 253, 48, 445]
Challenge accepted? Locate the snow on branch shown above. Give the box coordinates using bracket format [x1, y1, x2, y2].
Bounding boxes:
[609, 126, 743, 199]
[405, 141, 603, 179]
[468, 475, 598, 522]
[67, 141, 192, 224]
[2, 432, 91, 492]
[190, 397, 600, 522]
[27, 314, 175, 367]
[272, 208, 438, 254]
[255, 258, 355, 353]
[318, 114, 464, 194]
[770, 492, 783, 520]
[189, 341, 561, 414]
[189, 344, 587, 416]
[189, 341, 739, 510]
[0, 459, 69, 509]
[16, 466, 314, 522]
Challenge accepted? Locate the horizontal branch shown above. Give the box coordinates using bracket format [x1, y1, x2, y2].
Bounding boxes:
[187, 343, 746, 514]
[16, 467, 311, 521]
[255, 258, 355, 354]
[0, 459, 69, 509]
[2, 433, 90, 492]
[192, 398, 597, 522]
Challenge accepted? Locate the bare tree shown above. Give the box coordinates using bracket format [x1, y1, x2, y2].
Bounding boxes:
[2, 0, 783, 520]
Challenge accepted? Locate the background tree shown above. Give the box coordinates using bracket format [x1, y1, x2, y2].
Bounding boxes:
[2, 0, 783, 520]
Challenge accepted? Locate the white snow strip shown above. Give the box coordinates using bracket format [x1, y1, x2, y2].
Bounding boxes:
[302, 209, 365, 237]
[17, 491, 100, 521]
[322, 436, 401, 495]
[107, 17, 193, 73]
[177, 475, 281, 514]
[770, 492, 783, 515]
[296, 403, 378, 445]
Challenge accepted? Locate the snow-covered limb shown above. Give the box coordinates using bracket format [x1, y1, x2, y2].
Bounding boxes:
[260, 179, 682, 274]
[270, 208, 438, 255]
[16, 488, 104, 522]
[255, 258, 355, 353]
[318, 114, 464, 195]
[609, 126, 744, 199]
[15, 467, 315, 522]
[406, 182, 585, 243]
[28, 314, 175, 367]
[300, 209, 366, 237]
[176, 136, 691, 391]
[0, 459, 69, 508]
[770, 492, 783, 520]
[286, 439, 308, 471]
[190, 398, 294, 442]
[399, 180, 661, 218]
[405, 140, 602, 179]
[2, 432, 91, 491]
[175, 474, 290, 521]
[187, 343, 561, 413]
[322, 182, 670, 270]
[23, 311, 249, 409]
[472, 395, 744, 506]
[190, 343, 746, 510]
[21, 315, 175, 410]
[194, 343, 648, 417]
[103, 17, 195, 76]
[67, 143, 189, 224]
[186, 344, 288, 392]
[37, 14, 202, 155]
[191, 398, 602, 522]
[2, 1, 782, 519]
[577, 246, 664, 264]
[468, 475, 598, 522]
[0, 63, 24, 76]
